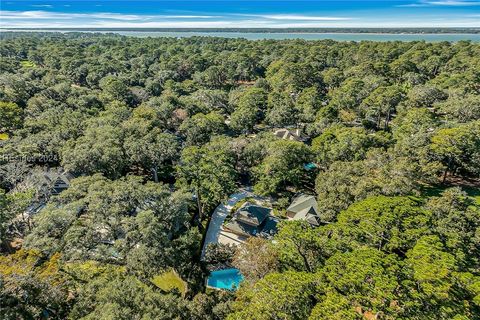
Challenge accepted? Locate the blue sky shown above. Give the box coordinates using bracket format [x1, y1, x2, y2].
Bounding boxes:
[1, 0, 479, 28]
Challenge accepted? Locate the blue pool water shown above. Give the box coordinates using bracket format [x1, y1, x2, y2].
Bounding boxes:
[207, 268, 244, 290]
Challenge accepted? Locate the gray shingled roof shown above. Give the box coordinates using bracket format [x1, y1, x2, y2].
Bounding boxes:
[287, 194, 321, 227]
[224, 203, 278, 238]
[273, 128, 302, 141]
[259, 216, 279, 238]
[224, 220, 259, 237]
[236, 204, 272, 226]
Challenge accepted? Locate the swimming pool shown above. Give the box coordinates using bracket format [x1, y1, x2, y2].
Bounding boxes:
[207, 268, 244, 290]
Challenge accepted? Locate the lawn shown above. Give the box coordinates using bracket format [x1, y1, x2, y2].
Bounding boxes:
[20, 60, 36, 68]
[0, 133, 9, 140]
[151, 269, 187, 296]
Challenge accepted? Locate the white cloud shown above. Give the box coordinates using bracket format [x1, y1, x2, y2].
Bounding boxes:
[0, 10, 220, 22]
[0, 8, 479, 29]
[31, 4, 53, 8]
[0, 10, 153, 21]
[398, 0, 480, 6]
[396, 3, 429, 7]
[160, 15, 220, 19]
[427, 0, 480, 5]
[240, 14, 353, 21]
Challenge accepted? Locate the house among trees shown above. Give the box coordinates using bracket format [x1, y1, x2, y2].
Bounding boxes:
[48, 171, 74, 195]
[37, 168, 74, 196]
[286, 194, 321, 227]
[224, 203, 279, 239]
[21, 168, 74, 216]
[273, 128, 306, 142]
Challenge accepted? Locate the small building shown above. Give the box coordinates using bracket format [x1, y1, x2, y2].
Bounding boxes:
[273, 128, 305, 142]
[224, 203, 279, 239]
[17, 168, 74, 217]
[20, 167, 74, 197]
[48, 171, 73, 195]
[286, 194, 321, 227]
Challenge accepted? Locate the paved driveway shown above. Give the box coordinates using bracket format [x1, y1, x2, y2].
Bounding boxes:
[201, 187, 253, 259]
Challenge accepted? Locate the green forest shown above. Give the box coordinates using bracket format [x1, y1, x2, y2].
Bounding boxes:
[0, 33, 479, 319]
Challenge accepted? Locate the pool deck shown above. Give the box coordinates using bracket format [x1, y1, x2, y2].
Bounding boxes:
[201, 187, 255, 259]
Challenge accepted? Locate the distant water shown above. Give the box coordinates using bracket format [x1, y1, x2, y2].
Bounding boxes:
[5, 30, 480, 42]
[115, 31, 480, 42]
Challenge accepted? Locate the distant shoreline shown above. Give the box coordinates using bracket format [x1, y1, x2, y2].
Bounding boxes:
[2, 27, 480, 34]
[3, 30, 480, 42]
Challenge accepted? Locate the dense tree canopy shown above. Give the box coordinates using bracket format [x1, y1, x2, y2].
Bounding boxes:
[1, 33, 479, 319]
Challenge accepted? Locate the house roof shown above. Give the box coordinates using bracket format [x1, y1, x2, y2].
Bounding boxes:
[43, 169, 73, 190]
[43, 168, 74, 183]
[287, 194, 321, 227]
[225, 215, 279, 238]
[224, 220, 259, 237]
[273, 128, 303, 142]
[225, 203, 278, 238]
[17, 167, 74, 199]
[287, 194, 317, 214]
[259, 216, 279, 238]
[236, 204, 272, 226]
[291, 207, 321, 227]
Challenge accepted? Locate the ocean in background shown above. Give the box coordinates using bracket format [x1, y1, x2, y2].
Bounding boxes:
[3, 30, 480, 42]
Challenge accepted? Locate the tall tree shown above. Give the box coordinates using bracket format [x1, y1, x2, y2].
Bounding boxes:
[253, 139, 313, 195]
[430, 121, 480, 182]
[0, 101, 23, 134]
[179, 112, 226, 146]
[124, 119, 179, 182]
[177, 137, 237, 220]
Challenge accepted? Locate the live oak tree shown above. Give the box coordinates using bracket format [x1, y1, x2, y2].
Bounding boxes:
[404, 85, 447, 109]
[124, 118, 179, 183]
[61, 123, 126, 178]
[228, 271, 316, 320]
[179, 112, 226, 146]
[229, 87, 268, 134]
[232, 237, 279, 282]
[23, 175, 192, 278]
[182, 89, 229, 115]
[61, 102, 132, 178]
[430, 121, 480, 182]
[69, 272, 189, 320]
[436, 92, 480, 123]
[426, 187, 480, 268]
[253, 139, 313, 195]
[0, 189, 9, 242]
[311, 125, 386, 168]
[0, 101, 23, 133]
[0, 250, 69, 320]
[360, 85, 403, 129]
[295, 86, 322, 124]
[265, 61, 322, 127]
[315, 150, 418, 221]
[177, 137, 237, 220]
[99, 75, 133, 105]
